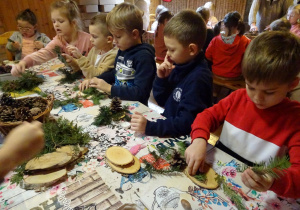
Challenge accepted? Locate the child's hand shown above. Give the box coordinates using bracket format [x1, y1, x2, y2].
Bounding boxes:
[12, 41, 21, 50]
[66, 45, 82, 59]
[241, 168, 274, 192]
[4, 121, 44, 164]
[157, 56, 175, 78]
[130, 112, 147, 134]
[34, 41, 44, 50]
[250, 23, 258, 32]
[79, 79, 91, 91]
[11, 61, 26, 76]
[185, 138, 207, 175]
[89, 77, 112, 94]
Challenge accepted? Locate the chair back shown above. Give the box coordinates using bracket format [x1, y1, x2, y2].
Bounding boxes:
[0, 31, 15, 61]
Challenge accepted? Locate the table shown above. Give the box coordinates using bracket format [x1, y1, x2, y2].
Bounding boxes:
[0, 58, 299, 210]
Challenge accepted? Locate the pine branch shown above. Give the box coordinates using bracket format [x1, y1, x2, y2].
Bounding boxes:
[93, 104, 130, 126]
[53, 95, 82, 109]
[53, 46, 67, 65]
[82, 87, 106, 105]
[0, 71, 44, 93]
[58, 68, 83, 84]
[10, 163, 26, 185]
[237, 156, 291, 179]
[216, 175, 247, 210]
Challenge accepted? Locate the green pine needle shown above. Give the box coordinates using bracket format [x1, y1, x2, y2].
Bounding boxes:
[194, 173, 207, 183]
[53, 46, 67, 65]
[82, 87, 106, 105]
[53, 95, 82, 109]
[0, 71, 44, 93]
[216, 175, 247, 210]
[237, 156, 291, 179]
[58, 68, 83, 84]
[93, 105, 130, 126]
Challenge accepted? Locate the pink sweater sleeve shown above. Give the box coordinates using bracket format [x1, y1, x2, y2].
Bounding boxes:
[23, 31, 92, 67]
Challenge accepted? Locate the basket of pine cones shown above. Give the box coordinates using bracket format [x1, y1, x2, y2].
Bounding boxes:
[0, 93, 54, 135]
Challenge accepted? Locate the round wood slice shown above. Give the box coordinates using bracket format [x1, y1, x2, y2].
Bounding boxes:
[184, 164, 219, 189]
[105, 146, 133, 166]
[25, 152, 72, 171]
[107, 156, 140, 174]
[23, 168, 67, 190]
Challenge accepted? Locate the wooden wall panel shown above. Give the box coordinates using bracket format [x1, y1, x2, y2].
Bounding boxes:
[161, 0, 247, 22]
[0, 0, 56, 39]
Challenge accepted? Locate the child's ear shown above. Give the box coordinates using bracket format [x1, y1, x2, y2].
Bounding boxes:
[107, 35, 113, 43]
[33, 24, 38, 30]
[289, 77, 300, 91]
[188, 43, 198, 56]
[132, 29, 140, 39]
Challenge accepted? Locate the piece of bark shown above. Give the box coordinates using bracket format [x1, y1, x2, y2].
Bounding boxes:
[25, 152, 72, 171]
[22, 168, 67, 190]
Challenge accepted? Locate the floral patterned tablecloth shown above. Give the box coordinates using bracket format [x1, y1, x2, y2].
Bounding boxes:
[0, 58, 299, 210]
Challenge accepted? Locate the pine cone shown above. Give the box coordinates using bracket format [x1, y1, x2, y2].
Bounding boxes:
[110, 97, 122, 113]
[0, 106, 15, 122]
[14, 107, 33, 121]
[0, 93, 15, 106]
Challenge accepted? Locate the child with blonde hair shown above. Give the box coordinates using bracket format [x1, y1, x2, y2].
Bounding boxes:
[287, 4, 300, 37]
[63, 13, 117, 79]
[79, 3, 156, 106]
[185, 31, 300, 198]
[6, 9, 51, 61]
[270, 18, 291, 32]
[203, 1, 218, 28]
[11, 0, 92, 76]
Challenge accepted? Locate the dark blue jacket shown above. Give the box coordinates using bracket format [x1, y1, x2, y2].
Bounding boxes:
[98, 43, 156, 105]
[145, 52, 213, 137]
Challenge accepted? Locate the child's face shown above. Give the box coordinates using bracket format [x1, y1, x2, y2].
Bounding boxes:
[109, 29, 137, 51]
[17, 20, 35, 38]
[89, 25, 110, 50]
[246, 80, 295, 109]
[287, 10, 300, 25]
[51, 9, 73, 36]
[164, 36, 193, 64]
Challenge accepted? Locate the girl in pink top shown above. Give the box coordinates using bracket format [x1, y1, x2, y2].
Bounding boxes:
[12, 0, 92, 76]
[287, 5, 300, 37]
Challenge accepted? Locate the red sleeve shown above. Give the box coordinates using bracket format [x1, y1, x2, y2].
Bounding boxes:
[190, 90, 239, 142]
[270, 132, 300, 198]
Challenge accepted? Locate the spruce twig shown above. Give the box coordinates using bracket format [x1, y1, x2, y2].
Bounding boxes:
[215, 175, 247, 210]
[53, 46, 67, 65]
[0, 71, 44, 93]
[58, 68, 83, 84]
[82, 87, 106, 105]
[237, 156, 291, 179]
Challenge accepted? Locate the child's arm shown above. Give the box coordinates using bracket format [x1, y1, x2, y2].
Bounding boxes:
[62, 53, 80, 72]
[130, 112, 147, 133]
[248, 0, 260, 32]
[0, 121, 44, 180]
[6, 32, 21, 52]
[185, 138, 207, 175]
[77, 47, 117, 79]
[79, 79, 91, 91]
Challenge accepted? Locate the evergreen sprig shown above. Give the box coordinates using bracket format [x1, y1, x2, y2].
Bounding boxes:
[215, 175, 247, 210]
[53, 46, 67, 65]
[53, 96, 82, 109]
[0, 71, 44, 93]
[82, 87, 106, 105]
[10, 163, 26, 185]
[237, 156, 291, 179]
[58, 68, 83, 84]
[194, 173, 207, 183]
[93, 105, 130, 126]
[41, 117, 90, 155]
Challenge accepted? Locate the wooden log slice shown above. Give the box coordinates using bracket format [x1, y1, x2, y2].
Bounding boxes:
[25, 152, 72, 171]
[105, 146, 133, 166]
[107, 156, 140, 174]
[23, 168, 67, 190]
[184, 164, 219, 189]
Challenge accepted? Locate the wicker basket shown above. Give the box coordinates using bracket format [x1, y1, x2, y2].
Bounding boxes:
[0, 94, 54, 136]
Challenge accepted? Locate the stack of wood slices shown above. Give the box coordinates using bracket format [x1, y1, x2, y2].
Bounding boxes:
[22, 145, 88, 190]
[106, 146, 140, 174]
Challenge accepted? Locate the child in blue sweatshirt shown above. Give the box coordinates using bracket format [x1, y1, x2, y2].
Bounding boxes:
[130, 10, 213, 137]
[79, 3, 156, 106]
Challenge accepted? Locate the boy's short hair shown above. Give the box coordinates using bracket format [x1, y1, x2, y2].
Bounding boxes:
[106, 3, 143, 35]
[164, 10, 207, 49]
[90, 14, 112, 37]
[270, 18, 291, 32]
[242, 31, 300, 84]
[196, 6, 210, 22]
